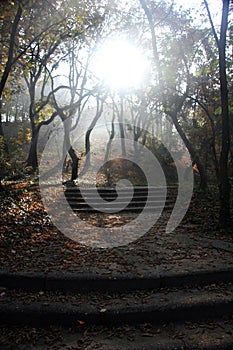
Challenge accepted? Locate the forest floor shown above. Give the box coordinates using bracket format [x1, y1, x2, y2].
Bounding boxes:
[0, 182, 233, 349]
[0, 182, 232, 276]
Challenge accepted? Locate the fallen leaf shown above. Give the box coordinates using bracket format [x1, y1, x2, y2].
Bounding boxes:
[100, 308, 107, 313]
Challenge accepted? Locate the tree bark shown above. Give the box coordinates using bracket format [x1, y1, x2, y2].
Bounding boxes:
[0, 4, 22, 154]
[218, 0, 231, 226]
[118, 97, 126, 157]
[104, 115, 115, 163]
[81, 98, 104, 175]
[27, 112, 58, 170]
[170, 111, 207, 190]
[68, 146, 79, 181]
[0, 5, 22, 98]
[27, 127, 39, 170]
[0, 110, 9, 154]
[204, 0, 231, 226]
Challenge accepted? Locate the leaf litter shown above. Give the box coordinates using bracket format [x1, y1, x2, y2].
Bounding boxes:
[0, 183, 233, 348]
[1, 183, 232, 275]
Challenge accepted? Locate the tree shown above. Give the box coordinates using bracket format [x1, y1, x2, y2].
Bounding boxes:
[139, 0, 208, 189]
[204, 0, 231, 226]
[49, 40, 105, 181]
[139, 0, 231, 225]
[0, 1, 22, 152]
[0, 0, 60, 150]
[17, 0, 108, 170]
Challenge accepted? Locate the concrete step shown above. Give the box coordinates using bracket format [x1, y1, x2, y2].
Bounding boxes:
[1, 268, 232, 348]
[64, 186, 177, 196]
[65, 194, 168, 202]
[1, 268, 233, 293]
[0, 283, 232, 327]
[64, 185, 176, 192]
[64, 186, 177, 213]
[70, 201, 173, 210]
[1, 317, 232, 349]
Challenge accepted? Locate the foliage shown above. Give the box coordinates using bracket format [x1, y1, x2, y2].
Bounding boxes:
[0, 125, 31, 184]
[0, 136, 10, 185]
[145, 136, 173, 165]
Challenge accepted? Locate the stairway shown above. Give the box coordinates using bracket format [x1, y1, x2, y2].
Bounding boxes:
[64, 186, 177, 213]
[0, 270, 233, 349]
[1, 185, 232, 349]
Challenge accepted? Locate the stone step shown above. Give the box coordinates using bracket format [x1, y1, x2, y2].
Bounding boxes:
[0, 283, 232, 327]
[64, 186, 177, 213]
[71, 206, 171, 213]
[1, 268, 232, 293]
[86, 323, 233, 350]
[1, 316, 232, 349]
[65, 194, 168, 201]
[64, 186, 177, 196]
[69, 200, 173, 209]
[65, 185, 176, 191]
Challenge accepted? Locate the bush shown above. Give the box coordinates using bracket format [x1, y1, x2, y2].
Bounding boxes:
[0, 136, 10, 186]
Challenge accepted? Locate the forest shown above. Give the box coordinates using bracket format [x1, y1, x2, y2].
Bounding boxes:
[0, 0, 233, 348]
[0, 0, 232, 227]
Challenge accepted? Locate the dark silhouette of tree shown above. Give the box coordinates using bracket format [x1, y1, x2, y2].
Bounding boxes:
[204, 0, 231, 226]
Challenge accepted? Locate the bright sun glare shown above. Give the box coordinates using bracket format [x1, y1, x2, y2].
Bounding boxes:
[94, 38, 149, 90]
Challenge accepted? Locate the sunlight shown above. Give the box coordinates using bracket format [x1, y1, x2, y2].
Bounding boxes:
[93, 38, 149, 90]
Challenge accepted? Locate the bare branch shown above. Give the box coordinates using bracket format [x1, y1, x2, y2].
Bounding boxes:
[203, 0, 220, 48]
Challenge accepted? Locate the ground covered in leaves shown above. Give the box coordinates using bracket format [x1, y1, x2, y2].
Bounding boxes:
[0, 182, 233, 276]
[1, 317, 233, 349]
[0, 182, 233, 349]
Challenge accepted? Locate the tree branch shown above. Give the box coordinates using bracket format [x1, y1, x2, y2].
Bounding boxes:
[203, 0, 220, 49]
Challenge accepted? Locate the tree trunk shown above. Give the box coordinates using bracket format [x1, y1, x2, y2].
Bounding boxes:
[0, 5, 22, 155]
[0, 5, 22, 98]
[68, 146, 79, 181]
[80, 98, 104, 175]
[62, 118, 79, 181]
[104, 118, 115, 163]
[218, 0, 231, 226]
[26, 80, 38, 169]
[118, 97, 126, 156]
[204, 0, 231, 227]
[0, 111, 9, 154]
[27, 127, 39, 170]
[26, 111, 58, 171]
[170, 111, 208, 190]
